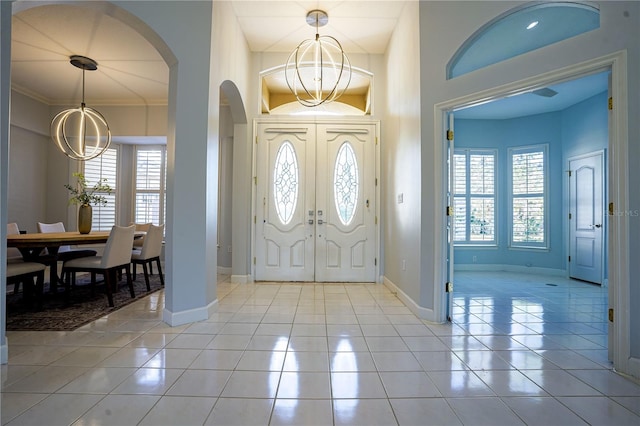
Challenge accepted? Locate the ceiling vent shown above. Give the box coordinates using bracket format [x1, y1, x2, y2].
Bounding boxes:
[532, 87, 559, 98]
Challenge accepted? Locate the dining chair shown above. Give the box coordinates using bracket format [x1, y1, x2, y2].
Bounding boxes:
[130, 224, 165, 291]
[130, 222, 152, 248]
[6, 261, 46, 309]
[36, 222, 98, 291]
[61, 225, 136, 307]
[6, 223, 24, 263]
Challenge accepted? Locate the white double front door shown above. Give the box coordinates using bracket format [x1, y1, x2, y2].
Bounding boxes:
[255, 122, 377, 282]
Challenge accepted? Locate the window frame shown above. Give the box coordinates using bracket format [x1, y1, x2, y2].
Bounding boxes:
[508, 143, 549, 250]
[453, 148, 498, 247]
[133, 145, 167, 226]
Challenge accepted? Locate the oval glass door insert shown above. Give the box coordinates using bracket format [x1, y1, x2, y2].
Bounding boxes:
[273, 141, 299, 225]
[334, 142, 359, 225]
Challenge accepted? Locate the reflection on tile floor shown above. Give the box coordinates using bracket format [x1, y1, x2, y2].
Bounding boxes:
[2, 271, 640, 425]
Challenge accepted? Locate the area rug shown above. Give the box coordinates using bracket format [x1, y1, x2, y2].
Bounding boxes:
[6, 273, 164, 331]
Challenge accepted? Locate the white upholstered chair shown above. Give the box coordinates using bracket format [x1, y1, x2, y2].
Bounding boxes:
[6, 261, 46, 309]
[62, 225, 136, 307]
[130, 222, 152, 248]
[131, 224, 165, 291]
[36, 221, 97, 290]
[6, 222, 24, 263]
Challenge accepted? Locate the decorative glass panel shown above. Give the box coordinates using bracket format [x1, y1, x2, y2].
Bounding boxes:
[334, 142, 359, 225]
[273, 141, 299, 225]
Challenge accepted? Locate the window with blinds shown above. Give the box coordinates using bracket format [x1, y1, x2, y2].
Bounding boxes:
[453, 149, 496, 245]
[509, 144, 547, 248]
[135, 146, 166, 225]
[83, 147, 118, 231]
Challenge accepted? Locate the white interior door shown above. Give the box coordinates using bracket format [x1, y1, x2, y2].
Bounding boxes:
[446, 112, 455, 321]
[255, 122, 376, 282]
[569, 151, 604, 284]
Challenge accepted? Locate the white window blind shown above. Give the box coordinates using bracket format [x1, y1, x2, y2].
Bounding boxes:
[135, 147, 166, 225]
[453, 149, 496, 245]
[510, 145, 547, 248]
[83, 147, 118, 231]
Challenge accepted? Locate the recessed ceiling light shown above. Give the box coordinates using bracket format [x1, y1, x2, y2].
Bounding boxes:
[527, 21, 539, 30]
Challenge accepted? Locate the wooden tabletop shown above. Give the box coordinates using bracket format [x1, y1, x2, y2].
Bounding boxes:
[7, 231, 112, 248]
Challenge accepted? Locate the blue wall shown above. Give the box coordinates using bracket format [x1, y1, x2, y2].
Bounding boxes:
[455, 91, 608, 273]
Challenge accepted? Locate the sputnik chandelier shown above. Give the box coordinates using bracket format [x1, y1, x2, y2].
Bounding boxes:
[51, 55, 111, 161]
[285, 10, 352, 107]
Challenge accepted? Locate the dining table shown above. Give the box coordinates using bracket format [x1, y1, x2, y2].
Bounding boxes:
[7, 231, 143, 292]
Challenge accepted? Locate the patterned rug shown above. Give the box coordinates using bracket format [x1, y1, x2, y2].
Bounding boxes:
[6, 272, 163, 331]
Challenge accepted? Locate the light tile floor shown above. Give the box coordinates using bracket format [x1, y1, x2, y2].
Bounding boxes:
[2, 271, 640, 425]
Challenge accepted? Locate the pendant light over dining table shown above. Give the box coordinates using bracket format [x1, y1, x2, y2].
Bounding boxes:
[50, 55, 111, 161]
[285, 10, 352, 107]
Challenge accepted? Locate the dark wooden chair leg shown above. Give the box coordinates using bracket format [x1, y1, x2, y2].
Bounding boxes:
[156, 258, 165, 287]
[35, 271, 44, 310]
[105, 269, 114, 307]
[142, 262, 151, 291]
[126, 265, 135, 298]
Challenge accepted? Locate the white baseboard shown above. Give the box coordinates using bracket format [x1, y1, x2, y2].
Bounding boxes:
[231, 274, 252, 284]
[454, 264, 566, 277]
[383, 276, 438, 322]
[1, 336, 7, 364]
[217, 266, 231, 275]
[162, 298, 218, 326]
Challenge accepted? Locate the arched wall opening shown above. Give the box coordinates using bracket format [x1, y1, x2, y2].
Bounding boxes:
[0, 1, 216, 362]
[447, 1, 600, 79]
[218, 80, 251, 282]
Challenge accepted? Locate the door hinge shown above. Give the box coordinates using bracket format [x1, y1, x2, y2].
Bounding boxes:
[375, 216, 378, 225]
[253, 257, 256, 265]
[254, 216, 256, 224]
[255, 135, 258, 144]
[446, 206, 453, 216]
[569, 213, 572, 220]
[568, 170, 572, 177]
[375, 136, 378, 145]
[608, 308, 614, 322]
[446, 130, 454, 141]
[609, 202, 614, 216]
[608, 97, 613, 110]
[375, 178, 378, 186]
[374, 258, 377, 266]
[568, 256, 571, 262]
[446, 282, 453, 292]
[254, 176, 257, 185]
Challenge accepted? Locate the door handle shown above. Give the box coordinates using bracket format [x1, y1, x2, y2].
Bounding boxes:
[594, 224, 602, 228]
[308, 219, 314, 225]
[318, 219, 324, 225]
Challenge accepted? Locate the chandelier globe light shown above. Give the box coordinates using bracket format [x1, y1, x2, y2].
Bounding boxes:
[285, 10, 352, 107]
[51, 55, 111, 161]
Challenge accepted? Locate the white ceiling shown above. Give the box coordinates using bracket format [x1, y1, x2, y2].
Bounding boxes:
[10, 1, 606, 118]
[455, 71, 609, 120]
[11, 1, 406, 106]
